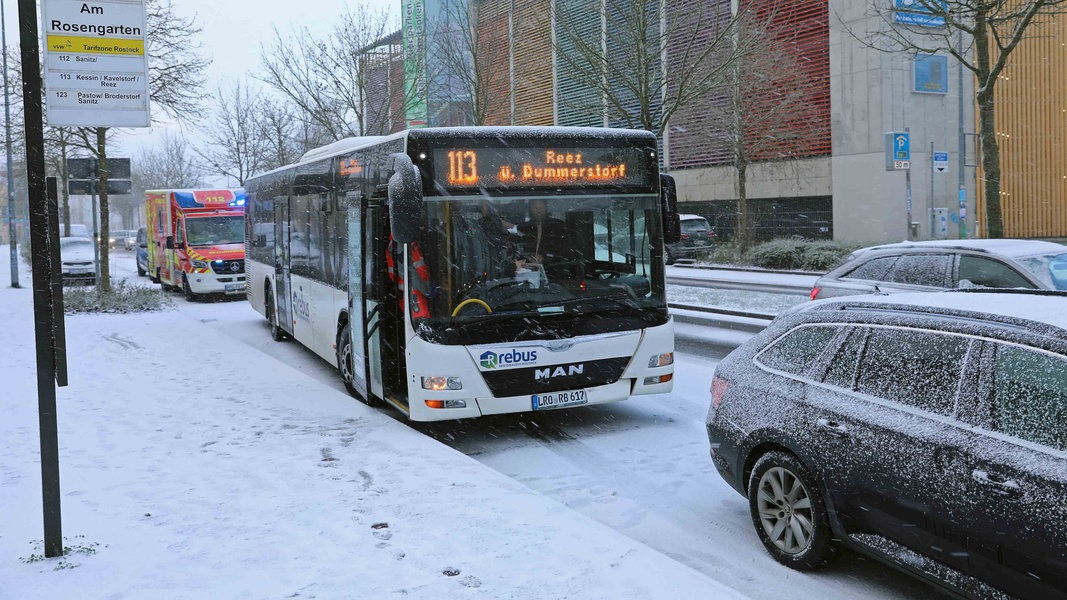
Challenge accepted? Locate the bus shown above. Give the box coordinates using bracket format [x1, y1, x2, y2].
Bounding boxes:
[245, 126, 680, 422]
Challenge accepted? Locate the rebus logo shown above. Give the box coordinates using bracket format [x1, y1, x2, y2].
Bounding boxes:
[535, 364, 584, 381]
[479, 349, 538, 370]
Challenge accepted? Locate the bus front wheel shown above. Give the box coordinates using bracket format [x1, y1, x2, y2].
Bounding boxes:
[337, 322, 381, 406]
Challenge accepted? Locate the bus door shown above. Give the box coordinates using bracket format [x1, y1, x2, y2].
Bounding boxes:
[345, 191, 369, 399]
[273, 198, 294, 336]
[365, 202, 407, 410]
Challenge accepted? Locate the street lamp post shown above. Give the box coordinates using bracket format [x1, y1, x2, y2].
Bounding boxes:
[4, 0, 19, 288]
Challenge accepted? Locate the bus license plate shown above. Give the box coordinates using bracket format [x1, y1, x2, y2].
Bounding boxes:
[532, 389, 587, 410]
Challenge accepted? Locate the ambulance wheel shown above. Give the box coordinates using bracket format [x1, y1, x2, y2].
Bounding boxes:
[182, 275, 197, 302]
[265, 288, 286, 342]
[337, 322, 381, 406]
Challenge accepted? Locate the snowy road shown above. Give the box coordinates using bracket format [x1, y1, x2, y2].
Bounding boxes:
[107, 251, 943, 599]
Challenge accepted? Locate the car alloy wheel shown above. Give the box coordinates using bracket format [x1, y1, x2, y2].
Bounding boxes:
[748, 451, 832, 570]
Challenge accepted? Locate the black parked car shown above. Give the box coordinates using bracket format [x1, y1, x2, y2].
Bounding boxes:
[665, 214, 714, 264]
[706, 290, 1067, 599]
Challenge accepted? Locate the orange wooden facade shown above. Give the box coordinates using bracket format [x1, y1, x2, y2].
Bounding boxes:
[977, 12, 1067, 238]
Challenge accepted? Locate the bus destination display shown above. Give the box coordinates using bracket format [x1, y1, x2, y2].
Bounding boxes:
[434, 146, 652, 189]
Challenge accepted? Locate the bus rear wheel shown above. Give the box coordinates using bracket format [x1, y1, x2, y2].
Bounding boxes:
[265, 287, 285, 342]
[337, 322, 381, 406]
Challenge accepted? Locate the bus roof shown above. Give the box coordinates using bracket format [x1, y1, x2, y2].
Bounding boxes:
[406, 126, 657, 144]
[250, 126, 660, 183]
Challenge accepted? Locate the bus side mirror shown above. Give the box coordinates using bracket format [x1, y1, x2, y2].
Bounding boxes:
[388, 153, 423, 245]
[660, 174, 680, 244]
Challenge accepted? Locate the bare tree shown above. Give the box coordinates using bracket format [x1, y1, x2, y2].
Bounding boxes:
[77, 0, 210, 291]
[708, 6, 831, 253]
[553, 0, 742, 139]
[197, 80, 271, 185]
[856, 0, 1067, 238]
[257, 98, 303, 171]
[258, 4, 398, 139]
[133, 133, 204, 192]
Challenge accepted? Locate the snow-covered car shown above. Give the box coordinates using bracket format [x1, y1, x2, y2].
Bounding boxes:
[59, 236, 96, 285]
[706, 289, 1067, 599]
[810, 239, 1067, 299]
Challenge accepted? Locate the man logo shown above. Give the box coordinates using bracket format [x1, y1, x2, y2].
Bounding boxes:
[535, 364, 584, 381]
[480, 351, 498, 369]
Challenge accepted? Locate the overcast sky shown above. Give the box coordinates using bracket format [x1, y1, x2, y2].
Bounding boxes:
[3, 0, 396, 165]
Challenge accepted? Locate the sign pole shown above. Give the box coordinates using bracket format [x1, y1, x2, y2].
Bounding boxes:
[905, 127, 912, 241]
[90, 171, 100, 283]
[19, 0, 64, 558]
[930, 141, 935, 240]
[3, 0, 18, 288]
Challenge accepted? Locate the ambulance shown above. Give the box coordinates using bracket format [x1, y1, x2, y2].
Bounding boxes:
[144, 189, 246, 300]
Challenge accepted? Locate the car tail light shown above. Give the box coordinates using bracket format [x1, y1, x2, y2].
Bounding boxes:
[710, 376, 729, 409]
[809, 287, 821, 301]
[706, 231, 714, 239]
[679, 233, 690, 240]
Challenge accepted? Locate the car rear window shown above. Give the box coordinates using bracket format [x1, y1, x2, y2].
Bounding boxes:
[991, 344, 1067, 451]
[680, 219, 709, 234]
[844, 256, 897, 281]
[755, 325, 840, 377]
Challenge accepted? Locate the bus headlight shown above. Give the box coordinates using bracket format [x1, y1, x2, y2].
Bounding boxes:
[191, 259, 209, 269]
[422, 376, 462, 391]
[648, 352, 674, 368]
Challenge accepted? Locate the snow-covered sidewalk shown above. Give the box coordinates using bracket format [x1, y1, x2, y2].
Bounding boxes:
[0, 256, 743, 600]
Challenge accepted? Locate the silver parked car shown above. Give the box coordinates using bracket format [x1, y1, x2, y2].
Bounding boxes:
[810, 239, 1067, 300]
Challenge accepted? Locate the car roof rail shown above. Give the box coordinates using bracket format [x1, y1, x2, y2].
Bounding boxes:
[819, 296, 1067, 339]
[865, 243, 993, 255]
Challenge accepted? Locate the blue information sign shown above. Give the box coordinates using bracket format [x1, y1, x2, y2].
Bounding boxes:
[893, 0, 947, 27]
[893, 133, 910, 161]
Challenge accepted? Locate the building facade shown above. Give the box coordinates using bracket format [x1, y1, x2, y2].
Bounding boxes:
[366, 0, 1066, 242]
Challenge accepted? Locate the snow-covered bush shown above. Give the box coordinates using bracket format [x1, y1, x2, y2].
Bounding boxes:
[63, 280, 171, 313]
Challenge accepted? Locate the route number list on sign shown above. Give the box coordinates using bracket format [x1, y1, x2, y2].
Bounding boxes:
[42, 0, 150, 128]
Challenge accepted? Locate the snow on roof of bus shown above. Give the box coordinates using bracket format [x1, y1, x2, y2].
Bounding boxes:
[407, 125, 657, 142]
[299, 136, 386, 163]
[252, 126, 660, 182]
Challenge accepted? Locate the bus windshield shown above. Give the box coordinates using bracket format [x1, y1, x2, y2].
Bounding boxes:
[409, 194, 668, 343]
[186, 215, 245, 246]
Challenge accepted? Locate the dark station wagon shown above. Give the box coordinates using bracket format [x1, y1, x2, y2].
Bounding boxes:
[706, 290, 1067, 599]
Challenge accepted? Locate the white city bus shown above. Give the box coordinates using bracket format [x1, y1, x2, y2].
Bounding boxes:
[245, 126, 680, 421]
